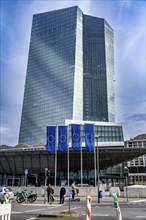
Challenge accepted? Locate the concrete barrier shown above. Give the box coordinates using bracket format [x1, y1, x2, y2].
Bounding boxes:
[0, 203, 11, 220]
[109, 187, 120, 197]
[124, 185, 146, 198]
[12, 185, 146, 198]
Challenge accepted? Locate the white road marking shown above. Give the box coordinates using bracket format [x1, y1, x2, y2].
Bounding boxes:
[92, 214, 109, 216]
[61, 207, 81, 212]
[25, 218, 36, 220]
[24, 206, 60, 213]
[83, 213, 109, 217]
[12, 208, 46, 214]
[132, 199, 146, 203]
[11, 211, 22, 214]
[12, 205, 61, 214]
[21, 203, 62, 206]
[136, 216, 146, 219]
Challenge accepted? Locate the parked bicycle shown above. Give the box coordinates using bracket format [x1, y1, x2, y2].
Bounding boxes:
[16, 190, 37, 203]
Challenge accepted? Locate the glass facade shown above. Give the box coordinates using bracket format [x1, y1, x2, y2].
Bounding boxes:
[19, 6, 115, 145]
[83, 16, 115, 122]
[104, 21, 115, 122]
[66, 120, 124, 146]
[19, 6, 83, 144]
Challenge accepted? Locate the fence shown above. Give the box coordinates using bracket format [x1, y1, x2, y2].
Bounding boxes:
[0, 204, 11, 220]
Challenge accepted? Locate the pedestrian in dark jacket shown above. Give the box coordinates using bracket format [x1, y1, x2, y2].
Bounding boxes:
[46, 184, 54, 203]
[60, 184, 66, 204]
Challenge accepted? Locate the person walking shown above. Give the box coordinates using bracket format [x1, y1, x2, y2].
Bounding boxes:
[71, 181, 76, 200]
[60, 184, 66, 204]
[46, 184, 54, 203]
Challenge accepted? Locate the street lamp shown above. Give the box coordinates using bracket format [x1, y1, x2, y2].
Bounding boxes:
[44, 168, 49, 204]
[95, 135, 100, 203]
[124, 166, 129, 202]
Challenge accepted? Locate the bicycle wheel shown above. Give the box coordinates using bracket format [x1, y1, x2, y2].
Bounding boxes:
[16, 196, 23, 203]
[28, 195, 37, 203]
[28, 197, 34, 203]
[32, 195, 37, 202]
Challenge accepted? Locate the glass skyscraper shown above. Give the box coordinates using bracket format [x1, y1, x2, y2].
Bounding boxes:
[83, 15, 114, 122]
[19, 6, 115, 145]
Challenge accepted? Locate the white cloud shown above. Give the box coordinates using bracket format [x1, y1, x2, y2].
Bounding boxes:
[0, 125, 18, 146]
[114, 1, 145, 139]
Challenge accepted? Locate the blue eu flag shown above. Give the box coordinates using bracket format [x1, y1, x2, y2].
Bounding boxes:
[58, 126, 68, 152]
[71, 124, 80, 151]
[46, 126, 56, 152]
[84, 124, 94, 151]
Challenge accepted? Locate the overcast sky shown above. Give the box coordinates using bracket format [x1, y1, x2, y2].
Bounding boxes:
[0, 0, 146, 146]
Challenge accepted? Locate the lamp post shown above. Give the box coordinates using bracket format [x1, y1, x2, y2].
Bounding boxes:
[44, 168, 48, 204]
[124, 167, 129, 203]
[95, 135, 100, 203]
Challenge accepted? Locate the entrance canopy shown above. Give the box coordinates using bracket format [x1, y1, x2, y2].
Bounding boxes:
[0, 147, 146, 174]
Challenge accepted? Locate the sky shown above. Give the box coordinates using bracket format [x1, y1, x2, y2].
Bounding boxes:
[0, 0, 146, 146]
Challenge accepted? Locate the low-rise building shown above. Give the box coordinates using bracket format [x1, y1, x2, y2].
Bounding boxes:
[125, 134, 146, 185]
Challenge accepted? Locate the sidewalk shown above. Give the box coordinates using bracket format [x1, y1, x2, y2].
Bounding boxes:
[35, 194, 146, 205]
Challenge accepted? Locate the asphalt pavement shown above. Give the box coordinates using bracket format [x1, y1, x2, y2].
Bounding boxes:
[10, 195, 146, 220]
[11, 214, 135, 220]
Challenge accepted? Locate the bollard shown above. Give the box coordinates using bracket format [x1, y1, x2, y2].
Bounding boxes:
[113, 193, 122, 220]
[85, 196, 92, 220]
[4, 193, 11, 204]
[69, 188, 73, 213]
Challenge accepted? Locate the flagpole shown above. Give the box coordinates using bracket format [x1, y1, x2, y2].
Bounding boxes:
[95, 134, 100, 203]
[94, 124, 97, 187]
[80, 124, 83, 186]
[96, 135, 100, 203]
[55, 148, 57, 187]
[67, 126, 70, 187]
[55, 126, 57, 187]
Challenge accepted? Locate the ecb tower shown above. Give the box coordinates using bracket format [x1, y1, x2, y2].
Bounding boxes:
[19, 6, 115, 145]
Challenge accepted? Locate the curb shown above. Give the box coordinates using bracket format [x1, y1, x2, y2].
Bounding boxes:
[39, 211, 82, 218]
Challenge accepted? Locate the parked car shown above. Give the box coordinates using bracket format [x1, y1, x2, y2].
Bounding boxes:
[0, 187, 14, 203]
